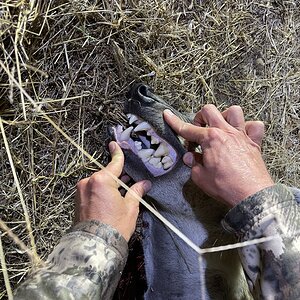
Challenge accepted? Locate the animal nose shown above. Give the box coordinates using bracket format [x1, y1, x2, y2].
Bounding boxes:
[128, 83, 154, 104]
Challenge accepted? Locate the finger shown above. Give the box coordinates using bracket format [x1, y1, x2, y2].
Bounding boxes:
[120, 174, 131, 184]
[164, 109, 208, 145]
[74, 178, 89, 224]
[183, 152, 203, 167]
[190, 163, 206, 189]
[194, 104, 232, 130]
[105, 141, 124, 177]
[222, 106, 245, 130]
[245, 121, 265, 147]
[125, 180, 152, 203]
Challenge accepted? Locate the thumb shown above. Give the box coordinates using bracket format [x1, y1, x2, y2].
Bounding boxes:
[105, 141, 124, 177]
[125, 180, 152, 203]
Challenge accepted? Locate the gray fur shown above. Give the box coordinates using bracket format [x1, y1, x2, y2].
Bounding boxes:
[122, 83, 252, 300]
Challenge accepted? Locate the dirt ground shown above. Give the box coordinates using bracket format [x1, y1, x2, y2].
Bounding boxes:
[0, 0, 299, 298]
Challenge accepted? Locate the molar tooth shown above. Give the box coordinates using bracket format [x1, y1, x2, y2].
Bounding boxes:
[134, 141, 142, 150]
[129, 114, 139, 124]
[120, 126, 133, 141]
[162, 156, 173, 164]
[134, 121, 151, 132]
[138, 149, 154, 161]
[151, 136, 160, 144]
[163, 161, 173, 169]
[154, 143, 169, 157]
[149, 157, 161, 166]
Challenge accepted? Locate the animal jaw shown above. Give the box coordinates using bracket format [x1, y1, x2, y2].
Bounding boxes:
[113, 114, 178, 177]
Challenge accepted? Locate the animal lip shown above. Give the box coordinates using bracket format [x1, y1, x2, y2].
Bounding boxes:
[113, 113, 178, 177]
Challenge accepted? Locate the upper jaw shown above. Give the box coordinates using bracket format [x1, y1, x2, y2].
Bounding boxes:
[113, 83, 187, 178]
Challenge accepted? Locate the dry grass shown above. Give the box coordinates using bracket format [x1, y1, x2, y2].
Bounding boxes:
[0, 0, 299, 298]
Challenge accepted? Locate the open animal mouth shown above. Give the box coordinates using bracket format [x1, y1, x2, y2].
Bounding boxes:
[113, 113, 178, 177]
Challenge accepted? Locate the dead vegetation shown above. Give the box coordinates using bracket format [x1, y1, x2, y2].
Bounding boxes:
[0, 0, 299, 298]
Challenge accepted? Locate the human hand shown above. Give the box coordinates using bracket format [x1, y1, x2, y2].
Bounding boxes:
[75, 141, 152, 241]
[163, 105, 274, 207]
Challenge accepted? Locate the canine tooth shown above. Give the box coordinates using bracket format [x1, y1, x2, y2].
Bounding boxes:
[120, 126, 133, 141]
[129, 114, 139, 124]
[149, 157, 161, 166]
[134, 121, 151, 132]
[162, 156, 173, 164]
[134, 141, 142, 150]
[154, 143, 169, 157]
[163, 161, 173, 169]
[138, 149, 154, 160]
[151, 136, 160, 144]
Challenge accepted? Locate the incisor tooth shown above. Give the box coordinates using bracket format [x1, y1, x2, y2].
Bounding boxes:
[138, 149, 154, 160]
[129, 115, 139, 124]
[149, 157, 161, 166]
[134, 121, 151, 132]
[154, 143, 169, 157]
[163, 161, 173, 169]
[134, 141, 142, 150]
[151, 136, 160, 144]
[120, 126, 133, 141]
[162, 156, 173, 163]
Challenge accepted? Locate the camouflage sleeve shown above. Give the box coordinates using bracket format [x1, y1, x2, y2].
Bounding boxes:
[222, 184, 300, 300]
[14, 220, 128, 300]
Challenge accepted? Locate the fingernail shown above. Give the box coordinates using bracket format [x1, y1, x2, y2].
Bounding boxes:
[164, 109, 174, 116]
[183, 152, 194, 167]
[143, 180, 152, 192]
[109, 141, 116, 153]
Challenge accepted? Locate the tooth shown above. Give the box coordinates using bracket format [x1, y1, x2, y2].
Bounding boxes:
[149, 157, 161, 166]
[163, 161, 173, 169]
[162, 156, 173, 164]
[154, 143, 169, 157]
[129, 114, 139, 124]
[138, 149, 154, 161]
[157, 162, 163, 169]
[119, 126, 133, 141]
[134, 141, 142, 150]
[154, 162, 163, 169]
[151, 136, 160, 144]
[134, 121, 151, 132]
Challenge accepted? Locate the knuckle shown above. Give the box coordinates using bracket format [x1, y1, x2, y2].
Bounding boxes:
[230, 105, 243, 112]
[89, 173, 105, 187]
[203, 104, 216, 110]
[255, 120, 265, 129]
[178, 121, 188, 135]
[201, 104, 216, 113]
[76, 178, 88, 190]
[207, 128, 222, 140]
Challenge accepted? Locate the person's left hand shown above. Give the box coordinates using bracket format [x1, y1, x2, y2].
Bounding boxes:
[74, 141, 152, 242]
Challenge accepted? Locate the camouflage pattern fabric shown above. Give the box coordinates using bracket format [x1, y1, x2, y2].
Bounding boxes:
[14, 221, 128, 300]
[223, 184, 300, 300]
[14, 184, 299, 299]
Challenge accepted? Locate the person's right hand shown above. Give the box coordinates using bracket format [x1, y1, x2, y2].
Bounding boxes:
[163, 105, 274, 207]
